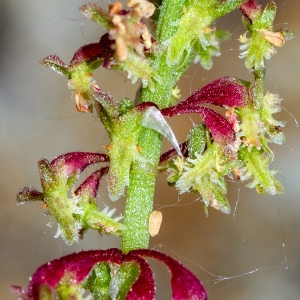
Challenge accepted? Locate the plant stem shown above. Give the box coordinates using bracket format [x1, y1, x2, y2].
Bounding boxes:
[121, 0, 247, 253]
[121, 0, 189, 253]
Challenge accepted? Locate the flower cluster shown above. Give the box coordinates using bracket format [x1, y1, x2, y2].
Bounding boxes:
[17, 152, 125, 244]
[13, 0, 292, 298]
[239, 0, 293, 69]
[40, 1, 160, 113]
[11, 248, 207, 300]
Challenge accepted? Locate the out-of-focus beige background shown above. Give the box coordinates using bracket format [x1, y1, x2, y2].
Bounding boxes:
[1, 0, 299, 299]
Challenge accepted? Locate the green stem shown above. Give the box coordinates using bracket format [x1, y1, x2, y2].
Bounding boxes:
[120, 0, 247, 253]
[121, 129, 162, 253]
[121, 0, 188, 253]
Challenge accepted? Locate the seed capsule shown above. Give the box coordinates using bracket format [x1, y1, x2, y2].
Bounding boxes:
[149, 210, 162, 237]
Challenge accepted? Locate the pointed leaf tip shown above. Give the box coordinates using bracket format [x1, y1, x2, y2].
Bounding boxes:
[50, 152, 109, 178]
[69, 42, 104, 68]
[40, 54, 69, 77]
[75, 167, 109, 198]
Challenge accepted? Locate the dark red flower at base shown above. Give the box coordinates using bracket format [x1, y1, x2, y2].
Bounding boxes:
[11, 248, 207, 300]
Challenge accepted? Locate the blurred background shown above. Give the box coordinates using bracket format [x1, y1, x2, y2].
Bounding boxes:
[1, 0, 299, 299]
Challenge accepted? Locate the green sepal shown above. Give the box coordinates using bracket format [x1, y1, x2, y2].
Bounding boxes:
[166, 1, 214, 66]
[237, 105, 262, 149]
[114, 51, 161, 93]
[40, 55, 70, 77]
[261, 92, 285, 145]
[80, 3, 113, 30]
[38, 160, 81, 244]
[165, 159, 183, 184]
[119, 98, 134, 117]
[82, 262, 140, 300]
[240, 28, 273, 70]
[238, 146, 283, 195]
[56, 272, 86, 300]
[107, 110, 143, 201]
[194, 29, 230, 70]
[76, 199, 126, 236]
[260, 1, 276, 27]
[187, 124, 207, 159]
[37, 285, 52, 300]
[195, 174, 230, 214]
[112, 263, 140, 300]
[69, 64, 96, 109]
[82, 263, 111, 300]
[38, 159, 53, 189]
[94, 90, 117, 137]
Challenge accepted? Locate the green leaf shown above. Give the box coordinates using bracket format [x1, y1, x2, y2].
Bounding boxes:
[40, 55, 69, 77]
[107, 111, 143, 201]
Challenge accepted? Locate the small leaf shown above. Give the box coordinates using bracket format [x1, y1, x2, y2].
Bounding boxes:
[17, 186, 43, 204]
[80, 3, 113, 30]
[40, 54, 69, 77]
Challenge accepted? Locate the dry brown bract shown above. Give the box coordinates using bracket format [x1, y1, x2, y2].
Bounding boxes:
[108, 1, 155, 61]
[262, 30, 285, 47]
[127, 0, 156, 18]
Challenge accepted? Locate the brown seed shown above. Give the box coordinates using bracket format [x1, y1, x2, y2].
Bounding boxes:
[149, 210, 162, 237]
[263, 30, 285, 47]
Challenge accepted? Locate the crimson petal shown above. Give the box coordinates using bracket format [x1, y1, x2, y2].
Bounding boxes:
[74, 167, 109, 198]
[162, 106, 234, 143]
[124, 253, 155, 300]
[28, 249, 122, 299]
[180, 77, 248, 108]
[197, 107, 235, 143]
[240, 0, 262, 20]
[131, 249, 207, 300]
[69, 42, 104, 67]
[50, 152, 109, 178]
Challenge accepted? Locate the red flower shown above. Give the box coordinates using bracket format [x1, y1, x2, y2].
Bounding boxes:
[11, 248, 207, 300]
[161, 77, 248, 144]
